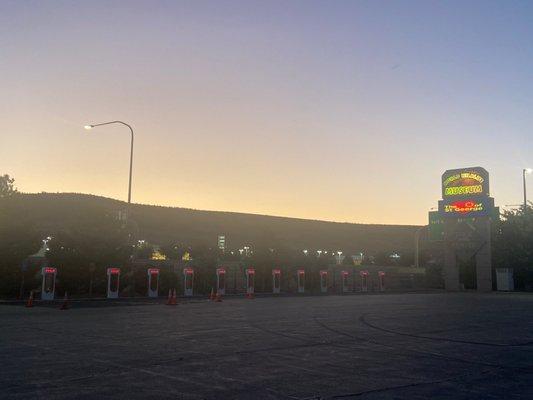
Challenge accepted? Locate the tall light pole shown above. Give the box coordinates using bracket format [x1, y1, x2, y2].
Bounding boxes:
[84, 121, 134, 204]
[523, 168, 532, 211]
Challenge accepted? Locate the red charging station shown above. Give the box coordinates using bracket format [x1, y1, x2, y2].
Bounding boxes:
[272, 269, 281, 294]
[183, 268, 194, 297]
[341, 270, 349, 293]
[320, 270, 328, 293]
[297, 269, 305, 293]
[107, 267, 120, 299]
[216, 267, 226, 295]
[41, 267, 57, 300]
[360, 270, 369, 292]
[378, 271, 385, 292]
[147, 268, 159, 298]
[245, 268, 255, 295]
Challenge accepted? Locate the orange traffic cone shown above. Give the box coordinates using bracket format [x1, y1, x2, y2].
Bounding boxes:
[209, 288, 215, 301]
[60, 292, 69, 310]
[215, 292, 223, 302]
[25, 291, 34, 308]
[166, 289, 172, 305]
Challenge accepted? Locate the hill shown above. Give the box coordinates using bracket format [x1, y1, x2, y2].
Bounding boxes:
[6, 193, 420, 255]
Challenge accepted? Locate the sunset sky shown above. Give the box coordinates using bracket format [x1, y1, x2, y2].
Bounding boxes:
[2, 0, 532, 225]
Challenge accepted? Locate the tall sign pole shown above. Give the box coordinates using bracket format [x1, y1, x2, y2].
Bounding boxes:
[436, 167, 497, 292]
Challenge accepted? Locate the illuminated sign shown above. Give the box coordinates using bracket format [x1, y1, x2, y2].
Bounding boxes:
[183, 268, 194, 274]
[148, 268, 159, 275]
[246, 268, 255, 274]
[320, 270, 328, 276]
[439, 167, 495, 219]
[442, 167, 489, 198]
[217, 235, 226, 251]
[44, 267, 57, 274]
[438, 197, 494, 218]
[107, 267, 120, 275]
[216, 267, 226, 274]
[445, 200, 484, 213]
[272, 269, 281, 275]
[298, 269, 305, 275]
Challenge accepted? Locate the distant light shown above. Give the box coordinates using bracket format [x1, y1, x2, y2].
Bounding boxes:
[84, 125, 94, 130]
[526, 168, 533, 174]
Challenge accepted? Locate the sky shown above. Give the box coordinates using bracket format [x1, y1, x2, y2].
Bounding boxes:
[1, 0, 532, 225]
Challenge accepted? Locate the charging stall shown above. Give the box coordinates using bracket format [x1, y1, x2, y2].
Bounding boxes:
[183, 268, 194, 297]
[319, 270, 328, 293]
[341, 270, 349, 293]
[245, 268, 255, 295]
[216, 267, 226, 295]
[297, 269, 305, 293]
[378, 271, 385, 292]
[147, 268, 159, 298]
[272, 269, 281, 294]
[41, 267, 57, 300]
[107, 267, 120, 299]
[360, 270, 369, 292]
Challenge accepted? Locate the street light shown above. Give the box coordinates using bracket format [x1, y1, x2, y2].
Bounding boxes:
[523, 168, 532, 211]
[84, 121, 134, 204]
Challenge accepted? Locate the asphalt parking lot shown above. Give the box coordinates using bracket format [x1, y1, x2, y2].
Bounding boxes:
[2, 292, 532, 399]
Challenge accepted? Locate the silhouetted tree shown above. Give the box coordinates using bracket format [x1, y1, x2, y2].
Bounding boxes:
[0, 174, 17, 198]
[134, 241, 154, 260]
[159, 242, 183, 260]
[46, 212, 131, 296]
[493, 206, 533, 290]
[0, 194, 42, 297]
[342, 254, 354, 266]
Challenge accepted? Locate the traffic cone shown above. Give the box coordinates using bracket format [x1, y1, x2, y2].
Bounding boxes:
[209, 288, 215, 301]
[25, 291, 34, 308]
[215, 292, 223, 302]
[59, 292, 69, 310]
[170, 289, 177, 305]
[166, 289, 172, 305]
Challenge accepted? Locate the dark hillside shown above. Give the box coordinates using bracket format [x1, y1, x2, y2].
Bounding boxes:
[7, 193, 420, 254]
